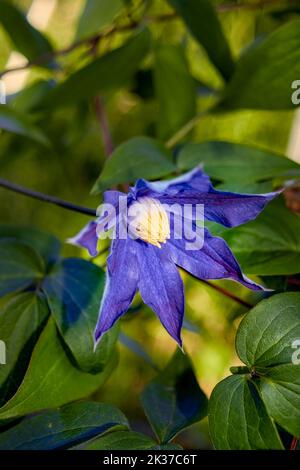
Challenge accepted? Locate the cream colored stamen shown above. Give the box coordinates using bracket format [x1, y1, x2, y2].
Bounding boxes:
[128, 197, 170, 248]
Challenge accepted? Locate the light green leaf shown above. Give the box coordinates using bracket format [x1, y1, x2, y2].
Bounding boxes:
[76, 0, 123, 40]
[259, 364, 300, 438]
[222, 20, 300, 109]
[0, 293, 49, 406]
[154, 45, 196, 140]
[236, 292, 300, 368]
[141, 350, 207, 443]
[0, 319, 117, 421]
[92, 136, 175, 193]
[0, 401, 128, 450]
[42, 258, 118, 373]
[0, 240, 45, 296]
[168, 0, 234, 81]
[209, 375, 284, 449]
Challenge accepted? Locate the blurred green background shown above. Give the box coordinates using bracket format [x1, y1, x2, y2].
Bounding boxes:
[0, 0, 299, 448]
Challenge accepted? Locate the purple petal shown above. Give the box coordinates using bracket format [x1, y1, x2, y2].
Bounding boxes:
[136, 242, 184, 346]
[67, 221, 98, 256]
[158, 188, 279, 228]
[134, 167, 211, 197]
[164, 225, 264, 291]
[94, 237, 139, 344]
[103, 189, 126, 206]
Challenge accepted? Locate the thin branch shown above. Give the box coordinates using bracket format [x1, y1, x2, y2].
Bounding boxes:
[0, 1, 292, 79]
[0, 178, 96, 216]
[200, 279, 254, 309]
[290, 436, 298, 450]
[94, 95, 114, 157]
[166, 112, 206, 148]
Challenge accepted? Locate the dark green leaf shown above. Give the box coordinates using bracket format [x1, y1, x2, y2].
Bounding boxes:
[209, 375, 284, 449]
[168, 0, 234, 81]
[141, 350, 208, 443]
[259, 365, 300, 438]
[42, 258, 118, 373]
[0, 401, 128, 450]
[80, 431, 156, 450]
[221, 20, 300, 109]
[0, 0, 53, 62]
[0, 293, 49, 406]
[177, 141, 300, 185]
[154, 45, 196, 140]
[0, 319, 117, 420]
[151, 443, 183, 450]
[236, 292, 300, 368]
[92, 137, 175, 193]
[76, 0, 123, 40]
[0, 106, 49, 145]
[0, 240, 45, 296]
[0, 225, 61, 265]
[38, 29, 151, 109]
[220, 198, 300, 275]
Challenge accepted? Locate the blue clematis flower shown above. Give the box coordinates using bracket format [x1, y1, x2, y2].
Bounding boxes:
[69, 167, 279, 347]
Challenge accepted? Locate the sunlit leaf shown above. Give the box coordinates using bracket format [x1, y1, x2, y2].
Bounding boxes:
[168, 0, 234, 81]
[222, 20, 300, 109]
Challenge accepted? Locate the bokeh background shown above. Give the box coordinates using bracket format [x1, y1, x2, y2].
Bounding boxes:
[0, 0, 299, 448]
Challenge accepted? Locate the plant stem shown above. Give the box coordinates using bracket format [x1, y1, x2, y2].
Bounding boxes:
[290, 436, 298, 450]
[165, 112, 206, 148]
[200, 279, 253, 309]
[0, 178, 96, 216]
[94, 96, 114, 157]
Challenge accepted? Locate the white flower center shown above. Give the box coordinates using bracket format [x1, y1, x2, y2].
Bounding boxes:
[128, 197, 170, 248]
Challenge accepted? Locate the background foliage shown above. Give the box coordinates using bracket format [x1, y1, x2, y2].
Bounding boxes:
[0, 0, 300, 450]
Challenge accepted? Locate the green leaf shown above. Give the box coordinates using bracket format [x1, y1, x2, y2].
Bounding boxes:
[259, 365, 300, 438]
[220, 198, 300, 275]
[168, 0, 234, 81]
[236, 292, 300, 368]
[42, 258, 118, 373]
[0, 0, 53, 62]
[0, 240, 45, 296]
[0, 401, 128, 450]
[208, 375, 284, 449]
[80, 431, 156, 450]
[141, 350, 208, 443]
[0, 225, 61, 265]
[10, 80, 55, 114]
[0, 293, 49, 406]
[177, 141, 300, 185]
[76, 0, 123, 40]
[39, 29, 151, 109]
[0, 318, 117, 421]
[154, 45, 196, 140]
[0, 106, 49, 146]
[92, 137, 175, 193]
[221, 20, 300, 109]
